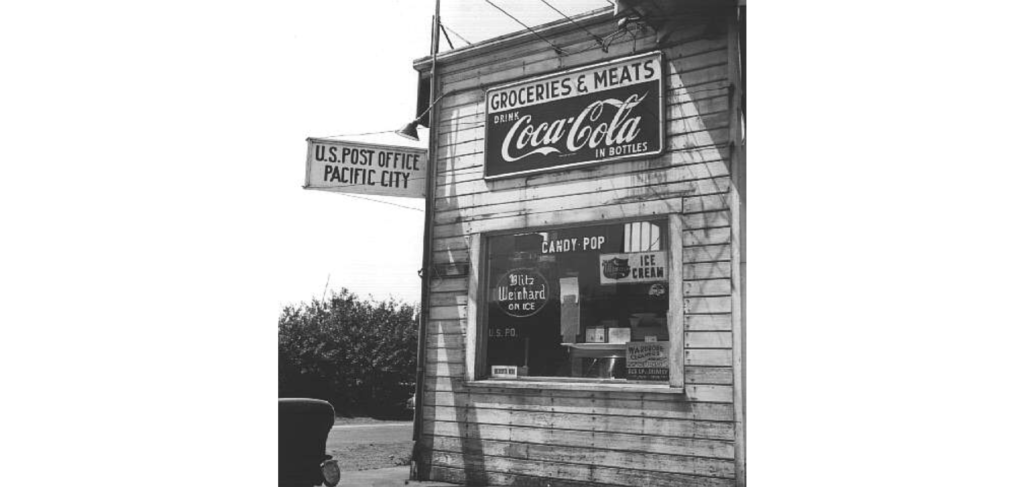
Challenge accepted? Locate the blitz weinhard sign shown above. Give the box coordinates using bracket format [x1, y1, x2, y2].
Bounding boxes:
[304, 138, 427, 198]
[484, 51, 664, 179]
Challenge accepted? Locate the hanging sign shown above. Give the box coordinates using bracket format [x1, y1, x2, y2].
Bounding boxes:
[304, 138, 427, 198]
[599, 251, 667, 285]
[484, 51, 664, 179]
[626, 341, 670, 381]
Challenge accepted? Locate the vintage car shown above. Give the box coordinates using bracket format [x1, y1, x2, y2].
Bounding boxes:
[279, 398, 341, 487]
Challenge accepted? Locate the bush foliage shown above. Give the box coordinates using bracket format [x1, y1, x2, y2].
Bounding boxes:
[278, 289, 418, 418]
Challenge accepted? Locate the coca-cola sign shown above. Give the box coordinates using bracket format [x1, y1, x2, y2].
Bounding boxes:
[484, 51, 663, 179]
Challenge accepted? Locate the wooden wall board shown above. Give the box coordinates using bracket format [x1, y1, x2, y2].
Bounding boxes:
[683, 262, 731, 280]
[426, 333, 466, 349]
[683, 244, 732, 263]
[421, 391, 734, 421]
[422, 435, 735, 478]
[685, 366, 733, 385]
[433, 177, 729, 227]
[421, 464, 616, 487]
[433, 175, 730, 222]
[684, 278, 732, 296]
[422, 452, 735, 487]
[435, 148, 731, 198]
[681, 227, 732, 247]
[425, 346, 465, 364]
[685, 331, 733, 349]
[421, 406, 734, 441]
[426, 360, 465, 379]
[685, 349, 732, 366]
[440, 37, 726, 95]
[422, 421, 735, 460]
[684, 314, 733, 331]
[432, 235, 472, 253]
[437, 21, 723, 86]
[425, 319, 465, 336]
[684, 296, 732, 314]
[432, 197, 687, 239]
[684, 194, 731, 214]
[432, 248, 470, 263]
[426, 304, 467, 321]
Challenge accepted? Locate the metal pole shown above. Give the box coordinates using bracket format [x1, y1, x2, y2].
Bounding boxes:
[411, 0, 440, 481]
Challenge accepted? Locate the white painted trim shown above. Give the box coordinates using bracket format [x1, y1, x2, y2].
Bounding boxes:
[668, 213, 686, 388]
[465, 233, 482, 381]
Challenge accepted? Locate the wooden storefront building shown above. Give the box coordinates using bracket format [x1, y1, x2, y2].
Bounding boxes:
[411, 2, 746, 485]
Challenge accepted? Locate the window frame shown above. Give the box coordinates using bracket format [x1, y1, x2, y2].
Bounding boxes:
[463, 214, 686, 389]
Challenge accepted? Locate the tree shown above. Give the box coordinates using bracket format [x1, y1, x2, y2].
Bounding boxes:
[279, 288, 419, 418]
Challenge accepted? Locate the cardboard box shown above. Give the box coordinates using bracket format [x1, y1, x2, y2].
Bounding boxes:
[608, 327, 632, 344]
[585, 327, 606, 343]
[629, 313, 669, 341]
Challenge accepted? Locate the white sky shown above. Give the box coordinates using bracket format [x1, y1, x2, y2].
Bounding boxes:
[276, 0, 610, 315]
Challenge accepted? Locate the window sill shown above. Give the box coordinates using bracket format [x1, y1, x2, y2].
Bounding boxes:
[465, 379, 684, 394]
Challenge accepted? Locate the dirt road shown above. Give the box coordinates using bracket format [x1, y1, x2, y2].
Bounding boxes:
[327, 422, 413, 471]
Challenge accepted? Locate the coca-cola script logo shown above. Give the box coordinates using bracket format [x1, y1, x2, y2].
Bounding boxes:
[501, 93, 648, 163]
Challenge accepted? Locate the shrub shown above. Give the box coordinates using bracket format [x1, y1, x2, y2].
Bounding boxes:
[279, 289, 418, 418]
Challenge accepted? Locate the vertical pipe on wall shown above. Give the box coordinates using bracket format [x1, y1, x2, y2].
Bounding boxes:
[411, 0, 441, 480]
[727, 4, 747, 486]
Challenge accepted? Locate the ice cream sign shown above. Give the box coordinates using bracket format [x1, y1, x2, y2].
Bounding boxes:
[599, 251, 667, 285]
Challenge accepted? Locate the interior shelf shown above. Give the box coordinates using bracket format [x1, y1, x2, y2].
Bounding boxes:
[560, 342, 627, 351]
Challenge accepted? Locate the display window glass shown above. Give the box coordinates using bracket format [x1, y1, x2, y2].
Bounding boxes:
[485, 220, 670, 381]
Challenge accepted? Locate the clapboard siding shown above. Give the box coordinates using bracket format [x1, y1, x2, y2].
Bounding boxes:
[685, 349, 733, 366]
[426, 360, 465, 379]
[685, 296, 732, 314]
[682, 227, 731, 247]
[425, 319, 465, 335]
[685, 278, 732, 296]
[439, 28, 724, 94]
[433, 197, 687, 238]
[425, 346, 464, 364]
[422, 451, 735, 487]
[434, 177, 727, 226]
[434, 176, 730, 226]
[426, 333, 465, 349]
[422, 406, 734, 440]
[423, 435, 735, 478]
[685, 314, 733, 331]
[436, 145, 731, 194]
[436, 20, 725, 84]
[684, 244, 731, 263]
[424, 389, 733, 418]
[417, 8, 740, 487]
[422, 465, 618, 487]
[424, 364, 732, 385]
[435, 163, 732, 216]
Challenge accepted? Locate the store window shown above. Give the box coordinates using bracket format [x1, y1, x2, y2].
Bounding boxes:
[484, 220, 671, 382]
